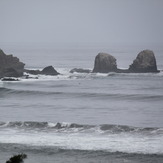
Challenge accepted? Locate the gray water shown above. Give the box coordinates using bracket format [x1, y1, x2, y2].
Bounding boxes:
[0, 44, 163, 162]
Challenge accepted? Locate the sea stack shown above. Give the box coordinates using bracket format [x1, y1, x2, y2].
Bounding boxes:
[93, 53, 117, 73]
[129, 50, 159, 73]
[0, 49, 25, 78]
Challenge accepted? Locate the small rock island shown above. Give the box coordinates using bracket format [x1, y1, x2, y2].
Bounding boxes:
[93, 53, 117, 73]
[129, 50, 159, 73]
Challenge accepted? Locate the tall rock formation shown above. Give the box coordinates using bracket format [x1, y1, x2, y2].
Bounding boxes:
[129, 50, 159, 73]
[0, 49, 25, 78]
[93, 53, 117, 73]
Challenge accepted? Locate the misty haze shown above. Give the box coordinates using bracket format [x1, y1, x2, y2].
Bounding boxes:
[0, 1, 163, 163]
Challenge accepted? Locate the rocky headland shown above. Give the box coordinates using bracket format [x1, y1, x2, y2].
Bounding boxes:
[0, 49, 60, 80]
[0, 49, 25, 78]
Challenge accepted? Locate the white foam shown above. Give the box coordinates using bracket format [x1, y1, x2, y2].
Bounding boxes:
[21, 67, 92, 82]
[3, 67, 162, 83]
[95, 73, 109, 77]
[47, 122, 57, 128]
[0, 81, 4, 87]
[0, 129, 162, 154]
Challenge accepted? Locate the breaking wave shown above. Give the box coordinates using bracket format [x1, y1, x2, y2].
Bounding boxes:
[0, 121, 162, 134]
[0, 121, 163, 155]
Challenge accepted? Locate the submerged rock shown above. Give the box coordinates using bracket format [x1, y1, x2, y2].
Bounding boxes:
[0, 49, 25, 78]
[24, 69, 41, 75]
[129, 50, 159, 73]
[70, 68, 91, 73]
[24, 75, 38, 79]
[93, 53, 117, 73]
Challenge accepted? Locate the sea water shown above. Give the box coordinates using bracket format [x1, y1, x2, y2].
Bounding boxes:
[0, 44, 163, 163]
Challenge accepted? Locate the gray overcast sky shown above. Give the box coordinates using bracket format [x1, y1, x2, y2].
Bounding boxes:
[0, 0, 163, 46]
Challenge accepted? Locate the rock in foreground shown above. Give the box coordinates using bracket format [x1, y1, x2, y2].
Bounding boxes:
[0, 49, 25, 78]
[93, 53, 117, 73]
[6, 153, 27, 163]
[129, 50, 159, 73]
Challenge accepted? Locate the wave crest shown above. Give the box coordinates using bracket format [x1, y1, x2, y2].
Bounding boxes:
[0, 121, 162, 135]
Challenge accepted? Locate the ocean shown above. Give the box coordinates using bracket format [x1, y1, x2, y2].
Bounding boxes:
[0, 44, 163, 163]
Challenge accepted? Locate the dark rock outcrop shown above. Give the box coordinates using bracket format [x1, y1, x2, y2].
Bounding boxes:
[93, 53, 117, 73]
[41, 66, 59, 75]
[25, 75, 38, 79]
[0, 49, 25, 78]
[92, 50, 159, 73]
[70, 68, 91, 73]
[25, 66, 59, 76]
[3, 68, 20, 77]
[129, 50, 159, 73]
[6, 153, 27, 163]
[24, 69, 41, 75]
